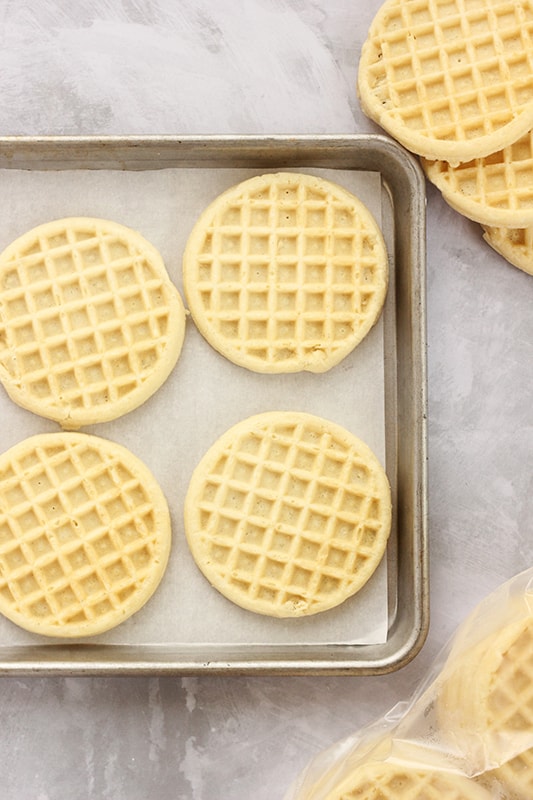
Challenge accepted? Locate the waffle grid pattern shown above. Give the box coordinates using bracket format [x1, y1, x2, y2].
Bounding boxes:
[358, 0, 533, 162]
[0, 434, 169, 636]
[492, 744, 533, 797]
[486, 621, 533, 732]
[440, 618, 533, 733]
[439, 615, 533, 796]
[476, 620, 533, 796]
[0, 219, 184, 427]
[185, 413, 391, 617]
[331, 762, 493, 800]
[422, 131, 533, 227]
[483, 224, 533, 274]
[183, 173, 388, 373]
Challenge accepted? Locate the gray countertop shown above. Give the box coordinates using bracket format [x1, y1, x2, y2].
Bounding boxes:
[0, 2, 531, 798]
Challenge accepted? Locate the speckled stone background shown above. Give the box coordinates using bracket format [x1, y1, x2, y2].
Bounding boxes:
[0, 1, 531, 798]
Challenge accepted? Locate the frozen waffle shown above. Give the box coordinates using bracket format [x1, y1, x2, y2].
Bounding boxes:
[0, 432, 171, 638]
[482, 745, 533, 800]
[422, 131, 533, 227]
[320, 755, 494, 800]
[482, 224, 533, 275]
[358, 0, 533, 165]
[182, 172, 388, 374]
[439, 611, 533, 795]
[183, 411, 391, 617]
[0, 217, 186, 429]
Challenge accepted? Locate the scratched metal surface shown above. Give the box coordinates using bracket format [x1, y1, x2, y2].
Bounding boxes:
[0, 132, 427, 676]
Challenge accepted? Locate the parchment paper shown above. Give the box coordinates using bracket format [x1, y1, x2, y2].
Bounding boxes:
[0, 164, 391, 647]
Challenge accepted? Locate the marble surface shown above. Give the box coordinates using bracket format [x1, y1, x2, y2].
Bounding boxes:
[0, 1, 531, 798]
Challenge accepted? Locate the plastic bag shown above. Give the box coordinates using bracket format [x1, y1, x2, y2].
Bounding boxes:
[284, 567, 533, 800]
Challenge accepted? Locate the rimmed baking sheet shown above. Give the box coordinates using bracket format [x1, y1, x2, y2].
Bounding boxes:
[0, 134, 428, 674]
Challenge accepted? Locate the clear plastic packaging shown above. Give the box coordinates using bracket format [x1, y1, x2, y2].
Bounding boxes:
[284, 567, 533, 800]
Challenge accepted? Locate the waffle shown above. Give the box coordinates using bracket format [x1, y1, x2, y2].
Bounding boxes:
[182, 172, 388, 374]
[482, 746, 533, 800]
[183, 411, 391, 617]
[422, 130, 533, 227]
[0, 432, 171, 638]
[320, 756, 493, 800]
[0, 217, 186, 429]
[482, 224, 533, 275]
[357, 0, 533, 165]
[439, 611, 533, 793]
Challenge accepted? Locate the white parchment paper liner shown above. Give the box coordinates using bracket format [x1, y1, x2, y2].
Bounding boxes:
[0, 165, 391, 647]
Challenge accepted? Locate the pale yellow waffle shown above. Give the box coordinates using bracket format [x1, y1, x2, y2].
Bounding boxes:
[182, 172, 388, 374]
[321, 756, 494, 800]
[422, 130, 533, 227]
[439, 612, 533, 791]
[482, 224, 533, 275]
[183, 411, 391, 617]
[358, 0, 533, 165]
[0, 217, 186, 429]
[481, 745, 533, 800]
[0, 432, 171, 638]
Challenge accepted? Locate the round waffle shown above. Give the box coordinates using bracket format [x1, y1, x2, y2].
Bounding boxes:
[422, 130, 533, 227]
[439, 612, 533, 792]
[357, 0, 533, 165]
[321, 757, 493, 800]
[182, 172, 388, 374]
[183, 411, 391, 618]
[0, 432, 171, 638]
[0, 217, 186, 429]
[482, 224, 533, 275]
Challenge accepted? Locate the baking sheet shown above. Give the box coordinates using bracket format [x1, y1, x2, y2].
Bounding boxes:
[0, 164, 389, 648]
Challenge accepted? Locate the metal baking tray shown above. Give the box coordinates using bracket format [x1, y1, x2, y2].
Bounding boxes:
[0, 134, 427, 675]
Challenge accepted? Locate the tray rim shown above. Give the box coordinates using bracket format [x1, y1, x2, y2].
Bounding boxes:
[0, 133, 428, 676]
